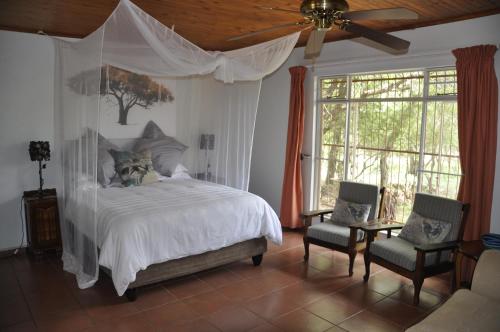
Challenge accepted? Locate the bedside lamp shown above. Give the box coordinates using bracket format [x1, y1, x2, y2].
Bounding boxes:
[29, 141, 50, 197]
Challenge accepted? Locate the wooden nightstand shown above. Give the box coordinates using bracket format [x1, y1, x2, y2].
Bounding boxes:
[23, 188, 61, 258]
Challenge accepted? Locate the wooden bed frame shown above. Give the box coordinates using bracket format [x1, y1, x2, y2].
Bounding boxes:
[101, 237, 267, 301]
[66, 220, 267, 301]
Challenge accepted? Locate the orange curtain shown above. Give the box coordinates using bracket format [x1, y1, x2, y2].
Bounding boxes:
[453, 45, 498, 241]
[280, 66, 307, 228]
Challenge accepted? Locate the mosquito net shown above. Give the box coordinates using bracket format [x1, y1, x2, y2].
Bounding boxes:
[53, 0, 298, 291]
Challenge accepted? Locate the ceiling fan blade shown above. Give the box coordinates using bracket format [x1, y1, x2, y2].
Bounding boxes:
[227, 21, 308, 41]
[258, 6, 301, 14]
[343, 8, 419, 21]
[304, 29, 327, 59]
[342, 22, 410, 51]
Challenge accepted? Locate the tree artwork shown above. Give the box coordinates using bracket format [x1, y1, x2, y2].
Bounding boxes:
[68, 66, 174, 125]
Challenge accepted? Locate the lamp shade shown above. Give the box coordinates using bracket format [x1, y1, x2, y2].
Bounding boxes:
[29, 141, 51, 162]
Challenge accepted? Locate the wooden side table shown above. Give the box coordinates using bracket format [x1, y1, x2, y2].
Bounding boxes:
[455, 240, 485, 289]
[353, 219, 405, 281]
[23, 188, 61, 258]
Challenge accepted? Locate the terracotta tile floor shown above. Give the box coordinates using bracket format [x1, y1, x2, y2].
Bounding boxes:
[0, 231, 452, 332]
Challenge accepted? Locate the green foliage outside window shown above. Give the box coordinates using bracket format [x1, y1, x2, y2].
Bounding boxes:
[317, 69, 460, 222]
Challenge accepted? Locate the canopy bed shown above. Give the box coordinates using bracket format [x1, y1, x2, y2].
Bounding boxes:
[54, 0, 298, 299]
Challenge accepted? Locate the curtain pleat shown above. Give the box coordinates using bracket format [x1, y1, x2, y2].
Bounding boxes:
[453, 44, 498, 280]
[280, 66, 307, 228]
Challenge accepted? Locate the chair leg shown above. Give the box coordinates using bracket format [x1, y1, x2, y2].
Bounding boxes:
[348, 250, 356, 277]
[363, 251, 371, 282]
[412, 277, 423, 305]
[303, 236, 310, 262]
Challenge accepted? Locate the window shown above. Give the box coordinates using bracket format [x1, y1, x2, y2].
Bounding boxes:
[315, 68, 460, 222]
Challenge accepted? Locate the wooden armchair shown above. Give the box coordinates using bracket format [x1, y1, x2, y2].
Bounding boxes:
[303, 181, 386, 276]
[362, 193, 469, 305]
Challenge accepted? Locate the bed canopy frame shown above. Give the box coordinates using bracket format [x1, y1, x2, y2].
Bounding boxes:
[54, 0, 298, 291]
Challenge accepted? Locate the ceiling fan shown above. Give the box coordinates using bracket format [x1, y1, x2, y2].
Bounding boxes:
[228, 0, 419, 59]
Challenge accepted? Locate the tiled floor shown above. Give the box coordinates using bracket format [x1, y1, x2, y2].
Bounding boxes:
[0, 231, 452, 332]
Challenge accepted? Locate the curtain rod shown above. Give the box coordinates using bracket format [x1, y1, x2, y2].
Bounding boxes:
[303, 43, 500, 69]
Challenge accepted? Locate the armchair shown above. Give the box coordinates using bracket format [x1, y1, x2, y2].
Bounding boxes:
[303, 181, 386, 276]
[362, 193, 469, 305]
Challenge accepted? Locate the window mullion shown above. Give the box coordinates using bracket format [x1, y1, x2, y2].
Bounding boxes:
[344, 75, 352, 181]
[417, 70, 430, 192]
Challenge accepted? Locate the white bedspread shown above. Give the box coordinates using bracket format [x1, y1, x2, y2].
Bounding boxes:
[95, 179, 282, 295]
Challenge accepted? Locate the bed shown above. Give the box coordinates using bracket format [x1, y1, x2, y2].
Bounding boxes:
[66, 177, 282, 300]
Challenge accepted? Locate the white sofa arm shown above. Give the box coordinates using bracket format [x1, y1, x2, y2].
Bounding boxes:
[471, 249, 500, 301]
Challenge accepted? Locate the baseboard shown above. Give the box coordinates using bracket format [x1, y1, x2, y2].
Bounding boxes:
[0, 246, 26, 258]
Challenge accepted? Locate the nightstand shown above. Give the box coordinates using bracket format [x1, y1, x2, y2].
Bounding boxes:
[23, 188, 61, 258]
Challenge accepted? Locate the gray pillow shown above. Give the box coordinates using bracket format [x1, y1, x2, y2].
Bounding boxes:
[398, 211, 452, 245]
[330, 198, 371, 226]
[134, 122, 188, 176]
[82, 128, 118, 186]
[134, 138, 187, 176]
[142, 120, 166, 139]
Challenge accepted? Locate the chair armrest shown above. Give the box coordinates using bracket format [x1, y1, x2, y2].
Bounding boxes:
[414, 241, 458, 253]
[302, 209, 334, 218]
[471, 250, 500, 301]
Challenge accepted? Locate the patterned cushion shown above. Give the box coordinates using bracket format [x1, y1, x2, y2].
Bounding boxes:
[399, 211, 452, 245]
[307, 220, 364, 247]
[108, 149, 158, 187]
[339, 182, 380, 221]
[330, 198, 371, 226]
[412, 193, 464, 242]
[371, 237, 452, 271]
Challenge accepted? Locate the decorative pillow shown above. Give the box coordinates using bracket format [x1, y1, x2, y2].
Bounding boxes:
[330, 198, 372, 226]
[134, 123, 188, 176]
[398, 211, 452, 245]
[108, 149, 158, 187]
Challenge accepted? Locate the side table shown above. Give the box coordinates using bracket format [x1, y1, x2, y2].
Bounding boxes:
[23, 188, 61, 258]
[351, 219, 405, 281]
[455, 240, 485, 289]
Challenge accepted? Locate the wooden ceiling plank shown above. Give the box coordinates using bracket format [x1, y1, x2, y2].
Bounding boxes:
[0, 0, 498, 51]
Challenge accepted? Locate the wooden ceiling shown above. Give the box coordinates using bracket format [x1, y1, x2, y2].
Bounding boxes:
[1, 0, 499, 51]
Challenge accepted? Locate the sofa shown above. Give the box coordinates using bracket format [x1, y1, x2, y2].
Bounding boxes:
[407, 249, 500, 331]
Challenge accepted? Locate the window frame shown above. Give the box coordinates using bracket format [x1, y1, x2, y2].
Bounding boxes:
[312, 67, 460, 211]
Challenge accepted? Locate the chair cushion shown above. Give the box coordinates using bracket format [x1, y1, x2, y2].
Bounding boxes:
[370, 237, 451, 271]
[406, 289, 500, 332]
[307, 221, 364, 247]
[331, 198, 371, 226]
[398, 211, 452, 245]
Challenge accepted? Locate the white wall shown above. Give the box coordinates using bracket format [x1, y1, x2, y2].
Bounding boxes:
[0, 31, 57, 251]
[250, 14, 500, 232]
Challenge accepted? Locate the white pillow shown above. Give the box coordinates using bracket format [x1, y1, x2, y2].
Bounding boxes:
[171, 164, 192, 179]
